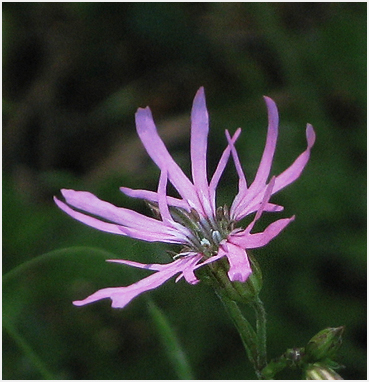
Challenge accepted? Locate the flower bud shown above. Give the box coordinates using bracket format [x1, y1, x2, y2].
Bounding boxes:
[305, 327, 344, 362]
[305, 363, 343, 380]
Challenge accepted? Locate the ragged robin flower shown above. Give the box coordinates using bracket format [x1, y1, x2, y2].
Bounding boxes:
[54, 87, 315, 308]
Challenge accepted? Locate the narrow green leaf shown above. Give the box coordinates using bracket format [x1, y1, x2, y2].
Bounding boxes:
[2, 247, 118, 379]
[148, 300, 194, 380]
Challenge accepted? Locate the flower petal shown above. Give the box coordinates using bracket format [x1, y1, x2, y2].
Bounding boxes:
[190, 89, 209, 185]
[209, 128, 241, 212]
[230, 97, 279, 220]
[175, 251, 227, 283]
[107, 258, 166, 271]
[219, 241, 252, 282]
[135, 107, 201, 210]
[239, 123, 315, 218]
[273, 124, 316, 193]
[225, 129, 248, 218]
[243, 176, 276, 235]
[251, 96, 279, 191]
[54, 197, 127, 235]
[237, 201, 284, 217]
[59, 189, 170, 233]
[118, 225, 185, 243]
[54, 192, 185, 243]
[120, 187, 189, 210]
[176, 263, 201, 285]
[229, 216, 294, 249]
[260, 203, 284, 213]
[252, 177, 275, 226]
[157, 168, 173, 224]
[73, 254, 202, 308]
[190, 87, 213, 217]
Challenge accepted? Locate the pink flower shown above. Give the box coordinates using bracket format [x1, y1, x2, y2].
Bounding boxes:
[54, 87, 315, 308]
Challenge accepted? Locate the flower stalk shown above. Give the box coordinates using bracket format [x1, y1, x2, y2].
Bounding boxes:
[251, 296, 268, 374]
[210, 262, 345, 380]
[213, 289, 267, 378]
[205, 253, 267, 378]
[218, 296, 259, 374]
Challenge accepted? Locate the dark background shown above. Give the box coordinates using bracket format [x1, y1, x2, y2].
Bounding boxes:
[3, 3, 366, 379]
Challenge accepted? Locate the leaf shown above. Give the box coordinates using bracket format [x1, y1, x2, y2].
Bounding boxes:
[3, 247, 121, 379]
[147, 300, 194, 379]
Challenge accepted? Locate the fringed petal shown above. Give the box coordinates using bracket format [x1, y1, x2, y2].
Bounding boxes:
[230, 97, 279, 221]
[219, 241, 252, 283]
[190, 87, 213, 217]
[120, 187, 189, 210]
[209, 128, 241, 214]
[74, 254, 202, 309]
[59, 189, 170, 233]
[135, 107, 202, 211]
[273, 124, 316, 193]
[229, 216, 294, 249]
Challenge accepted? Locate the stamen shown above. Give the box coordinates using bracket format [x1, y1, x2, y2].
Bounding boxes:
[173, 252, 190, 260]
[190, 208, 201, 222]
[161, 203, 235, 260]
[145, 200, 161, 219]
[216, 206, 224, 220]
[211, 230, 223, 245]
[170, 206, 200, 232]
[198, 217, 214, 234]
[223, 204, 230, 220]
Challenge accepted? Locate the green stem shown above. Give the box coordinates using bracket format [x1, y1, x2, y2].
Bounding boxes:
[218, 295, 259, 375]
[261, 353, 288, 380]
[252, 297, 268, 372]
[204, 259, 268, 378]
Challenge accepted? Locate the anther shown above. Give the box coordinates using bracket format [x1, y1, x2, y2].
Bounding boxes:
[146, 201, 161, 219]
[190, 208, 201, 222]
[216, 206, 224, 220]
[211, 230, 223, 245]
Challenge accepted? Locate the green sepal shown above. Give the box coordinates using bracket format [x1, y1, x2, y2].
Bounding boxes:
[207, 252, 263, 305]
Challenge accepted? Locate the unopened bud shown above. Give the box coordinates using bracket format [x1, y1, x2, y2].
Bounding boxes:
[305, 327, 344, 362]
[305, 362, 343, 380]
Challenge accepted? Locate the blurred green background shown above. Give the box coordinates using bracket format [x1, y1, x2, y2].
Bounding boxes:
[3, 3, 366, 380]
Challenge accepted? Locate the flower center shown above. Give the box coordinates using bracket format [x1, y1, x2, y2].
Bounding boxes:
[170, 205, 235, 258]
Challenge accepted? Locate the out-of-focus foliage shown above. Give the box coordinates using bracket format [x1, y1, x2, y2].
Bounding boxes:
[3, 3, 366, 380]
